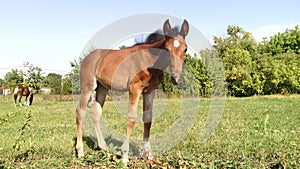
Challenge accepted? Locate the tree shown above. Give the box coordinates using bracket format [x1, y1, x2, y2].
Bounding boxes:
[257, 26, 300, 94]
[69, 58, 81, 94]
[159, 68, 181, 95]
[262, 26, 300, 55]
[4, 69, 24, 91]
[3, 62, 44, 92]
[62, 77, 73, 95]
[213, 25, 262, 96]
[22, 62, 44, 91]
[182, 53, 211, 96]
[44, 73, 62, 94]
[0, 79, 4, 87]
[257, 53, 300, 94]
[159, 53, 211, 96]
[214, 25, 259, 60]
[200, 49, 225, 96]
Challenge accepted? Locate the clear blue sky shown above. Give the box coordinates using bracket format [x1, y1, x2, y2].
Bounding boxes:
[1, 0, 299, 78]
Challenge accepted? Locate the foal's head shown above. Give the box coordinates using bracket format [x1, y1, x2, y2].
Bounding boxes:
[162, 19, 189, 85]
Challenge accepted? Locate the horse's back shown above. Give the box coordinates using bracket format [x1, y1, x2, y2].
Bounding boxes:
[80, 49, 109, 89]
[80, 46, 159, 91]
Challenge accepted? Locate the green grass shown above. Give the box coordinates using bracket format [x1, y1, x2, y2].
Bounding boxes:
[0, 95, 299, 168]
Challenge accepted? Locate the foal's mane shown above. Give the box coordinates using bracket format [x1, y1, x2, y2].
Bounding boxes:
[135, 26, 181, 45]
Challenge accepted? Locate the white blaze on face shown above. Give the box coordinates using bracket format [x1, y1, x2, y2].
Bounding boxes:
[173, 40, 180, 48]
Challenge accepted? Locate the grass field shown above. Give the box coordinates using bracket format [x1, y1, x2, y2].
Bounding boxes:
[0, 94, 299, 168]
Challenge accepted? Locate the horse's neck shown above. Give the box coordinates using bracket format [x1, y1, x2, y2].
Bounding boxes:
[152, 53, 169, 70]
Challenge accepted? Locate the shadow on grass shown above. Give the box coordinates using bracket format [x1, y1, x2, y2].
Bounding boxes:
[14, 149, 35, 162]
[270, 163, 284, 169]
[73, 135, 140, 158]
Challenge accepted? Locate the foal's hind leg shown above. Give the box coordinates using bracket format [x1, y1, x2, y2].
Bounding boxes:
[76, 89, 93, 158]
[91, 83, 108, 150]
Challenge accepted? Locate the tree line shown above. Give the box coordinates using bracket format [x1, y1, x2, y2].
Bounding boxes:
[0, 62, 72, 95]
[161, 25, 300, 96]
[1, 25, 300, 97]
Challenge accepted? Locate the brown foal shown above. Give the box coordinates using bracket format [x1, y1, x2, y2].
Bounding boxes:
[76, 19, 189, 164]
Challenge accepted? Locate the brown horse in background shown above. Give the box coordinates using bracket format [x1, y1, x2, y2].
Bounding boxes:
[76, 19, 189, 164]
[14, 86, 34, 106]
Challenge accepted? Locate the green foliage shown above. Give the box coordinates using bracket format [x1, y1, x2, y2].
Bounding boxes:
[183, 53, 211, 96]
[13, 109, 35, 162]
[22, 62, 44, 90]
[4, 69, 24, 90]
[62, 78, 73, 95]
[224, 48, 256, 96]
[119, 45, 128, 50]
[213, 26, 262, 96]
[3, 62, 44, 91]
[212, 25, 300, 96]
[0, 78, 5, 87]
[200, 49, 225, 96]
[44, 73, 62, 94]
[258, 53, 300, 94]
[0, 110, 21, 126]
[159, 69, 180, 95]
[0, 108, 34, 164]
[67, 48, 95, 95]
[159, 53, 212, 96]
[263, 26, 300, 55]
[214, 26, 258, 59]
[69, 58, 82, 94]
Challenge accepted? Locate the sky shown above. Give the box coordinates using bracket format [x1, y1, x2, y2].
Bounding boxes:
[0, 0, 299, 79]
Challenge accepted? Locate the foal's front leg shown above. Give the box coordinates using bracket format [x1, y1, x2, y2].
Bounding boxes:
[121, 84, 141, 164]
[142, 90, 155, 160]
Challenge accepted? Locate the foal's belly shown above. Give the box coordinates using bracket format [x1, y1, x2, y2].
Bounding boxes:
[97, 75, 130, 92]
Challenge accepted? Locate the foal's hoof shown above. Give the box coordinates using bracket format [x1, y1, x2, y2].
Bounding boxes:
[140, 150, 154, 160]
[122, 155, 129, 165]
[99, 144, 108, 151]
[77, 151, 84, 158]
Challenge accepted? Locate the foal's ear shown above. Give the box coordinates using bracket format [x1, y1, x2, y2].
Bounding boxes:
[180, 19, 189, 37]
[163, 19, 171, 35]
